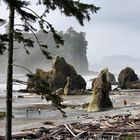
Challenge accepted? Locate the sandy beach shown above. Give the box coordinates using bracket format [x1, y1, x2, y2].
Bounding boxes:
[0, 90, 140, 136]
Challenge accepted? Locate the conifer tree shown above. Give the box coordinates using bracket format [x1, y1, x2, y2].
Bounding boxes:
[0, 0, 100, 139]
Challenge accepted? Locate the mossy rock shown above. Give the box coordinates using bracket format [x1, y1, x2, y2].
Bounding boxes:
[0, 112, 6, 118]
[87, 68, 113, 112]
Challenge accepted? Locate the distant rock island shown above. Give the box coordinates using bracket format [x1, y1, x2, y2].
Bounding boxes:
[101, 55, 140, 65]
[92, 55, 140, 74]
[0, 27, 89, 74]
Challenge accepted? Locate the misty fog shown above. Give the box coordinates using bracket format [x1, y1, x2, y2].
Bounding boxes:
[1, 0, 140, 75]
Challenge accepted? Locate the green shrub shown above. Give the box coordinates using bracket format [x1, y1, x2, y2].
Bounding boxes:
[122, 136, 135, 140]
[0, 112, 6, 118]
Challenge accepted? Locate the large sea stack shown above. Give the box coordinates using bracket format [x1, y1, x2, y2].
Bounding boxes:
[87, 69, 113, 112]
[27, 57, 86, 92]
[118, 67, 140, 89]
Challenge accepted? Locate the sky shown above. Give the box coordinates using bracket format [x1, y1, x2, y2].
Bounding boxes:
[1, 0, 140, 66]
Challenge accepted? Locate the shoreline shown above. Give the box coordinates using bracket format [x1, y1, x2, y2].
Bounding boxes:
[0, 91, 140, 136]
[0, 106, 140, 139]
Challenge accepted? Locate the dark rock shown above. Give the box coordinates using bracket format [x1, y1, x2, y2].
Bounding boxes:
[27, 57, 86, 92]
[68, 89, 92, 95]
[27, 68, 48, 91]
[27, 127, 47, 138]
[92, 71, 117, 89]
[126, 81, 140, 89]
[43, 121, 55, 125]
[87, 68, 113, 112]
[118, 67, 139, 89]
[0, 136, 4, 140]
[112, 88, 119, 91]
[18, 89, 28, 93]
[107, 72, 117, 85]
[17, 95, 24, 98]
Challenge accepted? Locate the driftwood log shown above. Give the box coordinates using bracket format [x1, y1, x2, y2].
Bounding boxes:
[0, 113, 139, 140]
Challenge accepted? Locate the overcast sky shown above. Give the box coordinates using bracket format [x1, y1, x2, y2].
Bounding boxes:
[1, 0, 140, 65]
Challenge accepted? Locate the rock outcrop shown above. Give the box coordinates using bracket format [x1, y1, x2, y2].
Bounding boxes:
[118, 67, 140, 89]
[107, 72, 117, 85]
[0, 29, 89, 74]
[91, 71, 117, 89]
[87, 69, 113, 112]
[27, 57, 86, 92]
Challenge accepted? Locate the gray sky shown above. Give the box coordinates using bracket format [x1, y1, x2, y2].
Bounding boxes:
[1, 0, 140, 65]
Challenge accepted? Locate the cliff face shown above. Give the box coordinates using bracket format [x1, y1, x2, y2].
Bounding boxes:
[0, 28, 89, 74]
[60, 28, 89, 74]
[35, 28, 89, 74]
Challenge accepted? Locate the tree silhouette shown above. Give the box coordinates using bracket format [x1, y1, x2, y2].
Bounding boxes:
[0, 0, 100, 139]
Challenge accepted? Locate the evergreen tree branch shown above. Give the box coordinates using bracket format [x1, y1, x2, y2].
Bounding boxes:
[0, 41, 6, 55]
[0, 34, 8, 55]
[0, 18, 6, 26]
[38, 0, 100, 25]
[23, 6, 64, 47]
[12, 64, 33, 74]
[14, 23, 54, 59]
[12, 63, 66, 117]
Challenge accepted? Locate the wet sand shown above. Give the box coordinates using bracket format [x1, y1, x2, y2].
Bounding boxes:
[0, 91, 140, 135]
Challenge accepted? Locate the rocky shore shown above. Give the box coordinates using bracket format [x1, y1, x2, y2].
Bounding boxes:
[9, 113, 140, 140]
[0, 90, 140, 139]
[1, 59, 140, 139]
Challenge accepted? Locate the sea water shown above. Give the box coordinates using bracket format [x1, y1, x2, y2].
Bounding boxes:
[0, 74, 95, 97]
[0, 74, 27, 97]
[1, 74, 139, 135]
[0, 74, 95, 113]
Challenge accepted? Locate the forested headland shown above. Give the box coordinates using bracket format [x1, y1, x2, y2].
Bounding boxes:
[0, 27, 89, 74]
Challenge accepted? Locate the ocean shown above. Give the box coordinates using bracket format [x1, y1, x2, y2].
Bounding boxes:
[0, 74, 94, 98]
[0, 74, 95, 116]
[0, 74, 94, 134]
[1, 74, 140, 135]
[0, 74, 27, 97]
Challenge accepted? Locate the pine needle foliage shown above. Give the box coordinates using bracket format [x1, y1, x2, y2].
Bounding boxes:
[0, 35, 7, 54]
[0, 18, 7, 54]
[38, 0, 100, 26]
[0, 0, 100, 112]
[1, 0, 100, 57]
[0, 18, 6, 26]
[0, 0, 99, 138]
[27, 73, 67, 117]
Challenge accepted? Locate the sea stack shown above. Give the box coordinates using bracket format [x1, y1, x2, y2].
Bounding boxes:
[87, 68, 113, 112]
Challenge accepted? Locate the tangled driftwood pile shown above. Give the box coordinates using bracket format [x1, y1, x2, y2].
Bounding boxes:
[0, 113, 140, 140]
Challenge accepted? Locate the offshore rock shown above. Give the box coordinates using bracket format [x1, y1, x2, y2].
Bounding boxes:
[118, 67, 140, 89]
[27, 57, 86, 92]
[87, 68, 113, 112]
[107, 72, 117, 85]
[91, 71, 117, 89]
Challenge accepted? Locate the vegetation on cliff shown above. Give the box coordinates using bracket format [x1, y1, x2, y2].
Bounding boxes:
[0, 27, 89, 74]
